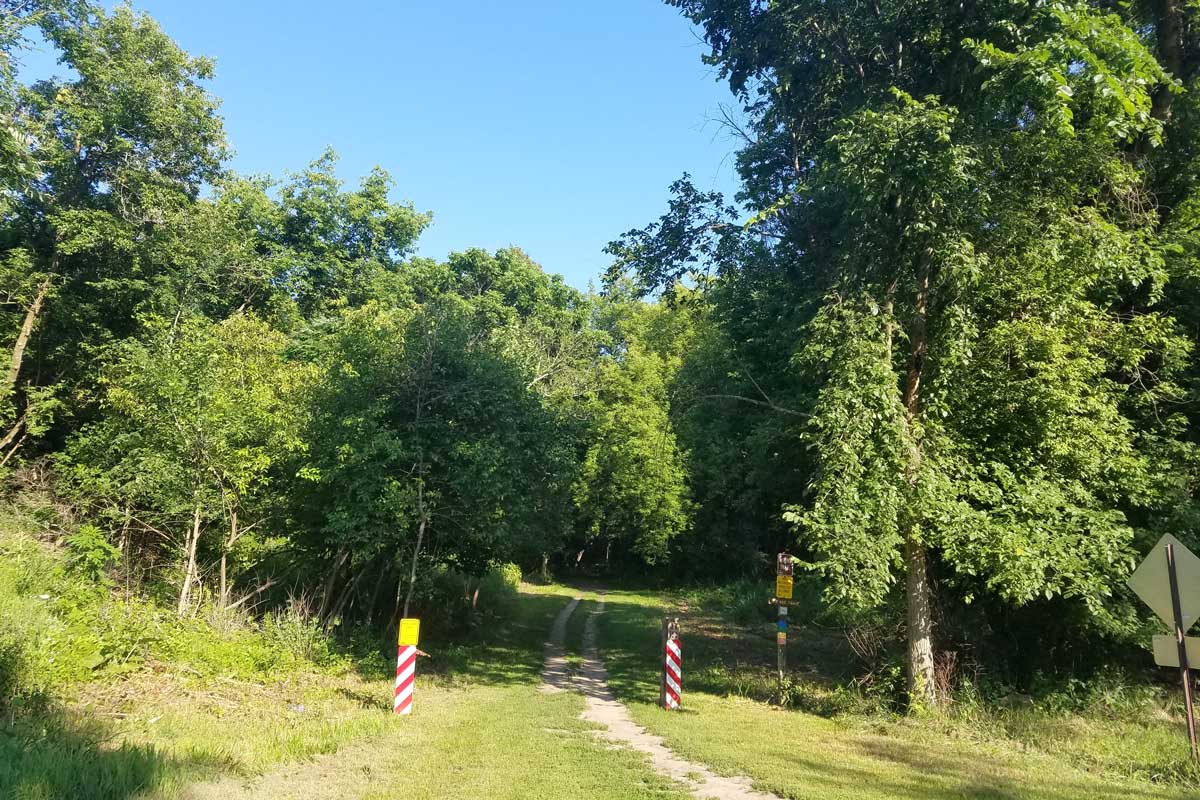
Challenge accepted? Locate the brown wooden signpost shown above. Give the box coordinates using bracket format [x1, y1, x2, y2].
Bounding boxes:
[1128, 533, 1200, 763]
[771, 552, 794, 692]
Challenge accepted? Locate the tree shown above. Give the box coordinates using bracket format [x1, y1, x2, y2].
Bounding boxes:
[62, 314, 303, 614]
[0, 2, 226, 462]
[573, 296, 690, 567]
[290, 286, 579, 626]
[616, 0, 1198, 707]
[271, 149, 431, 318]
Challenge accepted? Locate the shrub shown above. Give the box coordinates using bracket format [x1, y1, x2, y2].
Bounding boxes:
[686, 580, 772, 626]
[478, 562, 522, 617]
[261, 607, 334, 667]
[65, 524, 119, 584]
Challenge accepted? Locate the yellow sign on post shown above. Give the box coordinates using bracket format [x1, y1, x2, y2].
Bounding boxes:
[398, 618, 421, 647]
[775, 575, 793, 600]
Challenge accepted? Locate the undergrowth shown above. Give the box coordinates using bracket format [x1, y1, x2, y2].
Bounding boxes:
[0, 502, 531, 799]
[644, 582, 1200, 790]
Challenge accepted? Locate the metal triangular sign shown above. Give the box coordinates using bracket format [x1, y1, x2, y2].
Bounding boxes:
[1129, 533, 1200, 632]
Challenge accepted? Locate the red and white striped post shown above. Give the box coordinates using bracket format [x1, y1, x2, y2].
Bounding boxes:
[394, 618, 420, 716]
[394, 644, 417, 715]
[661, 618, 681, 710]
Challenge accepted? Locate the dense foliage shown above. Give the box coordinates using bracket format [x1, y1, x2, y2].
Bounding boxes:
[1, 0, 1199, 713]
[608, 0, 1200, 705]
[0, 2, 690, 634]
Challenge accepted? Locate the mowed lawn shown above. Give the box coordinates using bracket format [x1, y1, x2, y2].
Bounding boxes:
[5, 589, 687, 800]
[561, 585, 1198, 800]
[8, 583, 1197, 799]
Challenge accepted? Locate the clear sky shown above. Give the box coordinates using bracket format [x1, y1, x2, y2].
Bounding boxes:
[20, 1, 743, 289]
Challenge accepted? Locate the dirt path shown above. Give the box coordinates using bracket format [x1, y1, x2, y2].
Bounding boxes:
[181, 594, 782, 800]
[546, 596, 784, 800]
[540, 595, 579, 692]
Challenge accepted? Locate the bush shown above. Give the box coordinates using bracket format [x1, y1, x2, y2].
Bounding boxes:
[65, 524, 119, 584]
[478, 562, 522, 617]
[261, 607, 334, 667]
[686, 580, 772, 626]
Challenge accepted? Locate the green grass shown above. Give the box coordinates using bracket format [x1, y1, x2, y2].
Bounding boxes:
[590, 585, 1199, 800]
[168, 584, 689, 800]
[353, 685, 687, 800]
[0, 578, 690, 800]
[6, 557, 1199, 800]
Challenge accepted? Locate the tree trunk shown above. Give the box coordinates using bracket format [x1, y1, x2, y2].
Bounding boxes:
[1152, 0, 1185, 122]
[904, 536, 938, 707]
[317, 547, 349, 621]
[177, 502, 202, 617]
[6, 271, 53, 402]
[401, 513, 426, 619]
[325, 566, 366, 630]
[902, 251, 939, 709]
[219, 507, 237, 609]
[366, 558, 388, 626]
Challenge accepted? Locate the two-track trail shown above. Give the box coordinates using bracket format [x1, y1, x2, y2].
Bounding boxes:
[547, 595, 785, 800]
[175, 593, 781, 800]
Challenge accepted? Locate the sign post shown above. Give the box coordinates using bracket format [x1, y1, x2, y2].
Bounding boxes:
[1128, 534, 1200, 763]
[1167, 543, 1199, 763]
[774, 553, 794, 693]
[660, 617, 681, 710]
[394, 617, 420, 716]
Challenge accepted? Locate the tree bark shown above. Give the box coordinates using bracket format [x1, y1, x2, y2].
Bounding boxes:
[902, 251, 939, 709]
[325, 566, 366, 630]
[401, 512, 426, 620]
[366, 558, 388, 626]
[904, 535, 938, 706]
[1152, 0, 1186, 122]
[219, 506, 237, 609]
[177, 502, 203, 617]
[317, 547, 349, 621]
[7, 271, 52, 401]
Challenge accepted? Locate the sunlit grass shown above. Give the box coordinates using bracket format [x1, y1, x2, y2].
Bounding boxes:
[594, 587, 1199, 800]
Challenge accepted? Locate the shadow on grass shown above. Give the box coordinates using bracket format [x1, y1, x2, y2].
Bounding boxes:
[591, 588, 812, 709]
[752, 745, 1185, 800]
[0, 705, 226, 800]
[345, 591, 574, 689]
[585, 587, 1192, 800]
[848, 736, 1188, 800]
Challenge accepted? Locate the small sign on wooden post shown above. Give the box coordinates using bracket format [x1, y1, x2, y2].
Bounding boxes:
[660, 617, 681, 710]
[394, 617, 420, 716]
[1129, 534, 1200, 763]
[774, 553, 794, 692]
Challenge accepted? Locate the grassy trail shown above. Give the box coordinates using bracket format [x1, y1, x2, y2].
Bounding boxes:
[9, 583, 1198, 799]
[576, 585, 1198, 800]
[160, 589, 685, 800]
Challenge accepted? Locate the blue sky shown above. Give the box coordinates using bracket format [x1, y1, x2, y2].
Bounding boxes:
[20, 1, 743, 289]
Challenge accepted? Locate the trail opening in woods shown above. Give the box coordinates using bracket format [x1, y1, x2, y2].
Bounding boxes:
[6, 0, 1200, 797]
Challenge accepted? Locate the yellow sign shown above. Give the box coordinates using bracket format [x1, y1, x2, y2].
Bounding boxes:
[398, 618, 421, 647]
[775, 575, 793, 600]
[776, 632, 787, 644]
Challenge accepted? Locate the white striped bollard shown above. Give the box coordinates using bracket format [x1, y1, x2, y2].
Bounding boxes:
[394, 644, 416, 714]
[394, 618, 421, 716]
[661, 618, 682, 710]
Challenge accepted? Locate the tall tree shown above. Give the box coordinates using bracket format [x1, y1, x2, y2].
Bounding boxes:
[0, 2, 226, 459]
[614, 0, 1197, 706]
[62, 314, 303, 614]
